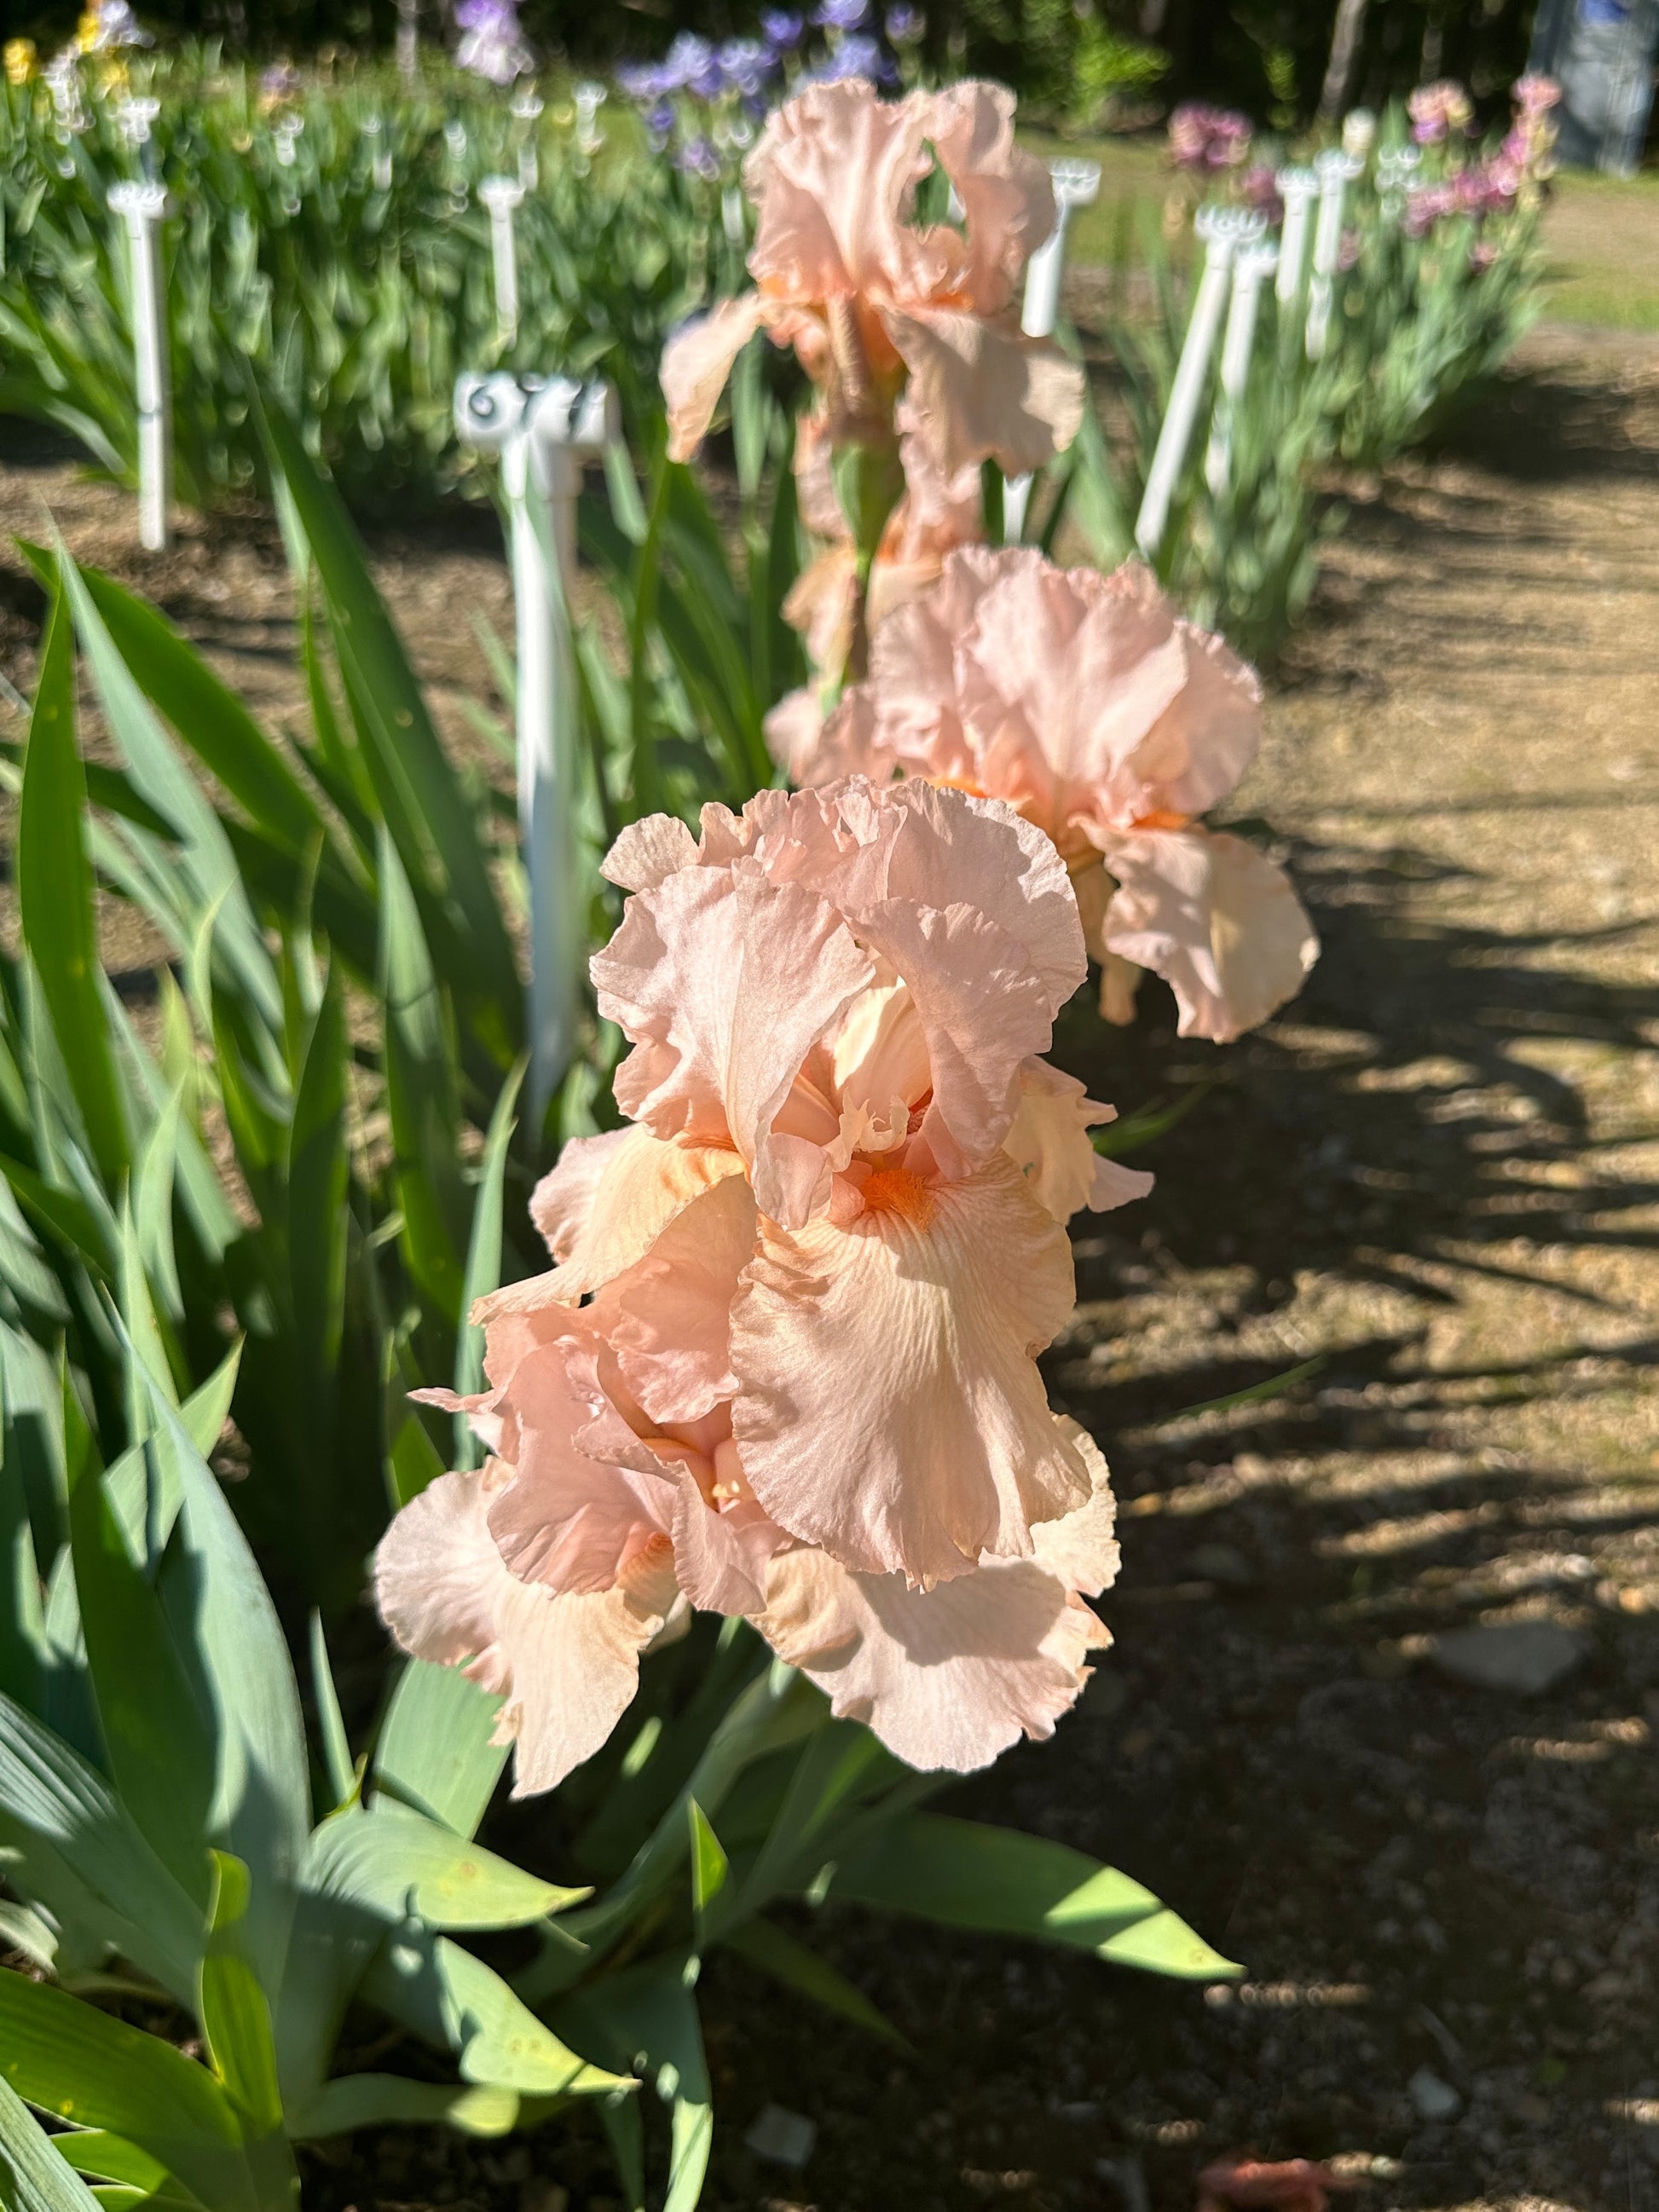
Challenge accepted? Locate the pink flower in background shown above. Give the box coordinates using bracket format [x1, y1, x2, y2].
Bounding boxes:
[1167, 101, 1252, 171]
[1403, 180, 1455, 238]
[661, 78, 1084, 480]
[1506, 72, 1560, 183]
[790, 548, 1319, 1044]
[1407, 78, 1473, 145]
[1239, 164, 1284, 225]
[376, 778, 1144, 1788]
[1512, 72, 1560, 116]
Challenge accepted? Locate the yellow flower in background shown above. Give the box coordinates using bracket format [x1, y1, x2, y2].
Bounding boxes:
[3, 38, 38, 84]
[76, 12, 101, 50]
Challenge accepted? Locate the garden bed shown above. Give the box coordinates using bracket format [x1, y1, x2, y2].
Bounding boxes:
[3, 322, 1656, 2210]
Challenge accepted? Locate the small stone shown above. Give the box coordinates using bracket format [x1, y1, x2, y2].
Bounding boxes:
[1428, 1622, 1588, 1696]
[744, 2104, 817, 2169]
[1408, 2066, 1462, 2122]
[1187, 1542, 1254, 1588]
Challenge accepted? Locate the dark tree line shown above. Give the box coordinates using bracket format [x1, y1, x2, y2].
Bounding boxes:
[11, 0, 1540, 122]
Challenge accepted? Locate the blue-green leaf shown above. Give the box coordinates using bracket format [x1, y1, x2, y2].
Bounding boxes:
[372, 1658, 506, 1839]
[825, 1814, 1240, 1980]
[0, 1690, 204, 2003]
[17, 590, 127, 1186]
[303, 1801, 584, 1932]
[0, 2071, 104, 2212]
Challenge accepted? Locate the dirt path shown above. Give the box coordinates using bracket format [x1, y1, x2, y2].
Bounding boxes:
[2, 333, 1657, 2212]
[684, 332, 1659, 2212]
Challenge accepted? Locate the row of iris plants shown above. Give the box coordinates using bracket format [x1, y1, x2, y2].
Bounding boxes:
[0, 72, 1298, 2212]
[0, 43, 1546, 2212]
[1066, 72, 1557, 658]
[0, 25, 726, 511]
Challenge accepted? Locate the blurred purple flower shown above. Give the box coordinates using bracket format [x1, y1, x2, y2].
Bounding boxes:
[454, 0, 533, 85]
[1167, 101, 1251, 170]
[259, 59, 301, 102]
[811, 30, 894, 84]
[673, 134, 720, 178]
[760, 9, 806, 48]
[718, 38, 774, 98]
[813, 0, 871, 26]
[661, 31, 714, 89]
[645, 96, 675, 141]
[616, 61, 667, 101]
[886, 3, 923, 42]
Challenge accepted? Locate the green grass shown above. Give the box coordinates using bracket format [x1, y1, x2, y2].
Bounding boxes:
[1535, 167, 1659, 330]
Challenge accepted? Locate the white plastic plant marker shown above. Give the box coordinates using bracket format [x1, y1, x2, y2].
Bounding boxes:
[1134, 205, 1263, 563]
[363, 114, 393, 193]
[1274, 165, 1319, 308]
[478, 175, 525, 346]
[1342, 107, 1378, 160]
[574, 80, 606, 160]
[109, 180, 171, 552]
[454, 372, 620, 1120]
[512, 87, 544, 190]
[1004, 157, 1101, 542]
[1205, 236, 1280, 495]
[396, 0, 419, 84]
[1305, 147, 1363, 361]
[1377, 142, 1421, 224]
[115, 95, 160, 165]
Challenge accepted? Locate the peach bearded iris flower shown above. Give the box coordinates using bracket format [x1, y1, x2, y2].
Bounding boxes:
[795, 546, 1320, 1044]
[660, 78, 1085, 482]
[766, 401, 984, 777]
[375, 777, 1141, 1790]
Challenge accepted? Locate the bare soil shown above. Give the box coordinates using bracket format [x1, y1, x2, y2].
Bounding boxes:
[2, 324, 1656, 2212]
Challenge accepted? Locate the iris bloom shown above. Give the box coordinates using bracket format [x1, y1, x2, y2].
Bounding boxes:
[788, 548, 1318, 1044]
[661, 78, 1084, 482]
[766, 397, 982, 766]
[1408, 78, 1473, 145]
[377, 779, 1146, 1789]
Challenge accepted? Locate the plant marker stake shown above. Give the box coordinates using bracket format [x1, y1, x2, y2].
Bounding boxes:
[454, 373, 620, 1121]
[396, 0, 419, 85]
[1342, 107, 1378, 161]
[1205, 236, 1280, 495]
[1377, 142, 1419, 225]
[363, 113, 393, 193]
[1004, 157, 1100, 541]
[479, 176, 524, 346]
[1274, 165, 1319, 307]
[109, 180, 171, 552]
[115, 95, 160, 180]
[1134, 205, 1260, 563]
[574, 80, 606, 161]
[1305, 147, 1362, 361]
[512, 87, 544, 190]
